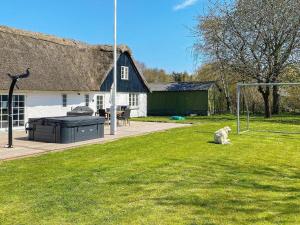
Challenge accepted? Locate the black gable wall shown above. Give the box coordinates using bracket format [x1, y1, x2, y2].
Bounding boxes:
[100, 53, 149, 93]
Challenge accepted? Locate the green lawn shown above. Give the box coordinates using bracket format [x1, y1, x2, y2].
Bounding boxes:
[0, 116, 300, 225]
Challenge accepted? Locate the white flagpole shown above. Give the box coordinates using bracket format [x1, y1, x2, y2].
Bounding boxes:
[110, 0, 117, 135]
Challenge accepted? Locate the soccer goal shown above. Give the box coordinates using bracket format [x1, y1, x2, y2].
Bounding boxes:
[237, 82, 300, 134]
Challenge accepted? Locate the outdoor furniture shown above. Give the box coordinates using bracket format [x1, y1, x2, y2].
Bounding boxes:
[67, 106, 94, 116]
[96, 109, 109, 125]
[106, 110, 125, 117]
[121, 105, 128, 111]
[105, 110, 125, 126]
[117, 108, 131, 126]
[117, 105, 128, 111]
[26, 116, 105, 143]
[97, 109, 106, 117]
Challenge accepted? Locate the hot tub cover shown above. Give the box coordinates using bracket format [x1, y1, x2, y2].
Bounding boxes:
[67, 106, 94, 116]
[31, 116, 105, 127]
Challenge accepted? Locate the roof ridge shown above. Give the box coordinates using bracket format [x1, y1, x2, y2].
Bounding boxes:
[0, 25, 132, 54]
[0, 25, 90, 48]
[149, 81, 216, 85]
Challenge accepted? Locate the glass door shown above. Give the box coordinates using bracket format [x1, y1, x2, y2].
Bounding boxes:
[0, 95, 25, 129]
[96, 95, 104, 110]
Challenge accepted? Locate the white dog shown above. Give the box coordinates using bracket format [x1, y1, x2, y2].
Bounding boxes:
[214, 126, 231, 144]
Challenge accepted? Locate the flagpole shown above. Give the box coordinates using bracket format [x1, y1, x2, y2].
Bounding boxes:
[110, 0, 117, 134]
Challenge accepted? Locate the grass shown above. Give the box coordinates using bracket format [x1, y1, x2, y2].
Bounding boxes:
[0, 115, 300, 224]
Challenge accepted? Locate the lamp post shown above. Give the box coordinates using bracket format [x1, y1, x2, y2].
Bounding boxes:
[110, 0, 117, 135]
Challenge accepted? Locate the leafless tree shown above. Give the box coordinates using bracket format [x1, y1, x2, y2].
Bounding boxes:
[194, 62, 235, 113]
[194, 0, 300, 117]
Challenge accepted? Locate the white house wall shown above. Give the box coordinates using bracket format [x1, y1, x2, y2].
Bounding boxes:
[93, 92, 147, 117]
[116, 93, 147, 117]
[0, 90, 147, 130]
[26, 91, 85, 120]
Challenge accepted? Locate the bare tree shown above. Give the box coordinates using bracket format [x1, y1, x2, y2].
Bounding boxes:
[194, 0, 300, 117]
[216, 58, 233, 113]
[194, 62, 234, 112]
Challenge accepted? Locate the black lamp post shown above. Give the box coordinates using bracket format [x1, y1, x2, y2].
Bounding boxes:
[5, 68, 30, 148]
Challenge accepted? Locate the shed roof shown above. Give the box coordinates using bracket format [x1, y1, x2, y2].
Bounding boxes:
[0, 25, 148, 92]
[149, 81, 216, 92]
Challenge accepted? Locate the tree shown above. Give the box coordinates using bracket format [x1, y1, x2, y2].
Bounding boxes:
[194, 0, 300, 117]
[194, 63, 237, 112]
[143, 68, 171, 83]
[136, 61, 171, 83]
[171, 71, 191, 82]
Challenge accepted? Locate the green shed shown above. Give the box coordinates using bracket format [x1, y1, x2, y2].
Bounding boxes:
[148, 82, 222, 116]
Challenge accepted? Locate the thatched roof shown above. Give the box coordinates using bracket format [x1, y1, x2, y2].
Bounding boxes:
[0, 25, 146, 91]
[149, 81, 217, 92]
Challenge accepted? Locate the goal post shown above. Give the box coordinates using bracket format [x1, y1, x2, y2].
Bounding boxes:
[237, 82, 300, 134]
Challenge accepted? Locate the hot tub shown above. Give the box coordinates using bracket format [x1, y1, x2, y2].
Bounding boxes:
[26, 116, 105, 143]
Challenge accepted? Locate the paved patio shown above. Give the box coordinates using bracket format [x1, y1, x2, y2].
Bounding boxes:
[0, 121, 189, 161]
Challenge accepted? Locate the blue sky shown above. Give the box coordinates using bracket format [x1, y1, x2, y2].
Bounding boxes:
[0, 0, 210, 73]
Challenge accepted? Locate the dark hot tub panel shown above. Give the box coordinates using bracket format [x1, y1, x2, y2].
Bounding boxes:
[26, 116, 105, 144]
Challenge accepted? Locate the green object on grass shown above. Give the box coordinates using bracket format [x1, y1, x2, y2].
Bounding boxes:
[170, 116, 185, 120]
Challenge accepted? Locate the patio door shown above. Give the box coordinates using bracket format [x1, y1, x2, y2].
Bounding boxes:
[96, 95, 105, 110]
[0, 95, 25, 129]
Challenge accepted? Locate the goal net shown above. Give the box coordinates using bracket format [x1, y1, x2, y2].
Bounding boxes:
[237, 83, 300, 134]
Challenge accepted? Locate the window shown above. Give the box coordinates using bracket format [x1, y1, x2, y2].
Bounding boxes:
[121, 66, 129, 80]
[96, 95, 104, 110]
[129, 93, 139, 107]
[0, 94, 25, 128]
[62, 94, 67, 107]
[85, 94, 89, 106]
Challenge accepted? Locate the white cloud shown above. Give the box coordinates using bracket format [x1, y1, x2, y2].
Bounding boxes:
[173, 0, 198, 11]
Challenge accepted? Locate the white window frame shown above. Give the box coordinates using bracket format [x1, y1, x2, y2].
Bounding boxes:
[0, 94, 25, 129]
[129, 93, 139, 107]
[121, 66, 129, 80]
[62, 94, 67, 107]
[85, 94, 90, 107]
[96, 95, 105, 110]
